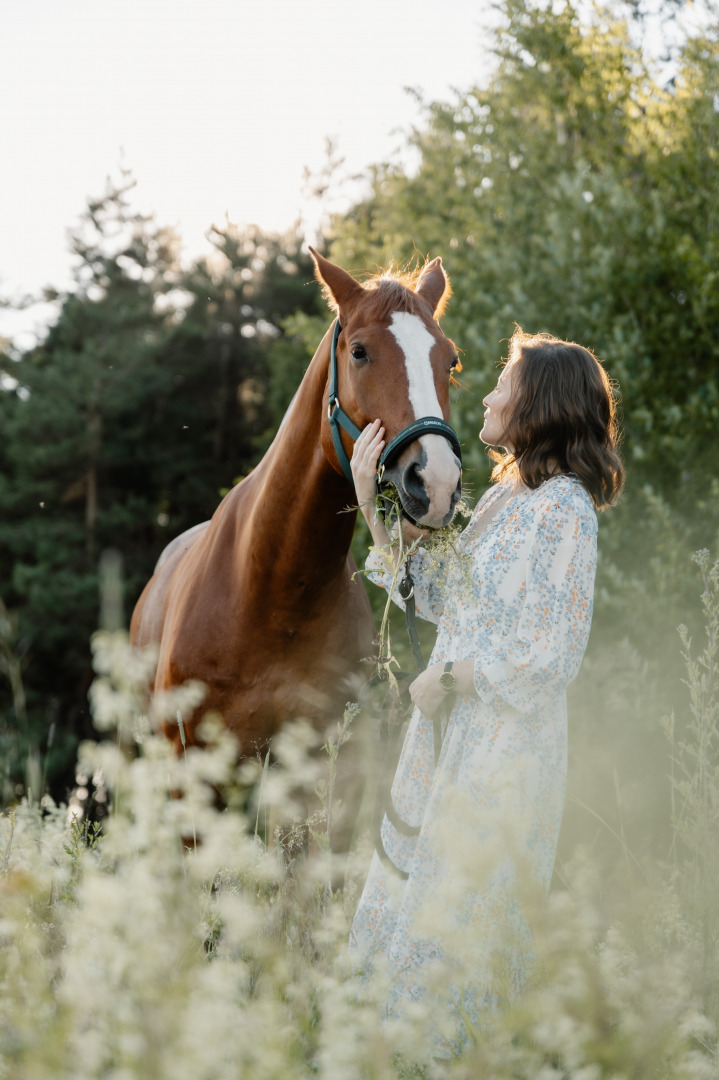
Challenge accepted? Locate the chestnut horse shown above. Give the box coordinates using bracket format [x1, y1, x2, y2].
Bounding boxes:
[130, 249, 462, 759]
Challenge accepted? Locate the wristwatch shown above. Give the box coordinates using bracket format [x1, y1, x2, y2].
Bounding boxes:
[439, 661, 456, 691]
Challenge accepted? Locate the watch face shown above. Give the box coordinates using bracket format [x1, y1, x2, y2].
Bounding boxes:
[439, 672, 456, 690]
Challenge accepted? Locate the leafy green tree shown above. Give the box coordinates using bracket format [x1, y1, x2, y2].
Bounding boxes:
[0, 178, 323, 799]
[332, 0, 718, 507]
[324, 0, 719, 855]
[180, 220, 325, 464]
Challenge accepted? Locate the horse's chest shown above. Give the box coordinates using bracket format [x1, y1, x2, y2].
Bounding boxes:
[159, 544, 372, 745]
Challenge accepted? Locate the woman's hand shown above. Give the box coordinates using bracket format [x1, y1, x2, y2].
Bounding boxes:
[351, 419, 385, 511]
[408, 662, 454, 719]
[409, 660, 477, 717]
[351, 419, 433, 558]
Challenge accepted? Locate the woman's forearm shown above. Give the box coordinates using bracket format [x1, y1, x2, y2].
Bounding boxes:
[359, 496, 394, 550]
[360, 501, 433, 572]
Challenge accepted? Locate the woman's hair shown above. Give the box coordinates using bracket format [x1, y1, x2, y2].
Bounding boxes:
[490, 327, 625, 509]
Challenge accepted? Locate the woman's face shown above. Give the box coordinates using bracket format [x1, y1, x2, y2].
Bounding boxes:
[480, 361, 516, 449]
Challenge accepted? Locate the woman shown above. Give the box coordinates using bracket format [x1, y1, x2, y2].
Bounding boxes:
[348, 327, 624, 1047]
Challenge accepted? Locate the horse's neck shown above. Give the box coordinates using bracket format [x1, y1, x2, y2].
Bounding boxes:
[238, 326, 356, 584]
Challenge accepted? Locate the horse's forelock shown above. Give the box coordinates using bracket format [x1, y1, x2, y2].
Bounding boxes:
[362, 277, 428, 323]
[367, 261, 426, 290]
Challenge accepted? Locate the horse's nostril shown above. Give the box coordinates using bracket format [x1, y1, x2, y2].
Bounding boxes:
[402, 462, 428, 504]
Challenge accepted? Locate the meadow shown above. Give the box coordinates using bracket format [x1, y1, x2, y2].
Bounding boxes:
[1, 547, 717, 1079]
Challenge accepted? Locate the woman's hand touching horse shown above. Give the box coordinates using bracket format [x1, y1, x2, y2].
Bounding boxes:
[351, 420, 394, 554]
[351, 419, 434, 560]
[351, 420, 385, 510]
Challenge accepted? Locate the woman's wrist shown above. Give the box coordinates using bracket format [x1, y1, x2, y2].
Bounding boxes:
[444, 660, 476, 696]
[409, 659, 477, 718]
[362, 502, 393, 552]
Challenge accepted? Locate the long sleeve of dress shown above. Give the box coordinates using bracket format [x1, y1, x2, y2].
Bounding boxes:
[365, 545, 447, 625]
[473, 495, 597, 715]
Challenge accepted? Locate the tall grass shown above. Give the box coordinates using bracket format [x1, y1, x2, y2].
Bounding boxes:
[1, 555, 718, 1078]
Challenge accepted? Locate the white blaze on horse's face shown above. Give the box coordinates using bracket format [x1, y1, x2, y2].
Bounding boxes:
[387, 311, 462, 528]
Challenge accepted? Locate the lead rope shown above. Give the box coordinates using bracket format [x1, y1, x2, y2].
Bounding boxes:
[370, 557, 448, 880]
[398, 561, 425, 672]
[398, 560, 444, 767]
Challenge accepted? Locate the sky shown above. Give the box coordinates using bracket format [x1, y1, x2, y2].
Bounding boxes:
[0, 0, 493, 347]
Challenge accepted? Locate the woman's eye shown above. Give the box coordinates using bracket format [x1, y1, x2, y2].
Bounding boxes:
[351, 344, 368, 363]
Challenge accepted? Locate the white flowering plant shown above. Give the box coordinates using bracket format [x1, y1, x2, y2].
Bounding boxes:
[0, 555, 718, 1078]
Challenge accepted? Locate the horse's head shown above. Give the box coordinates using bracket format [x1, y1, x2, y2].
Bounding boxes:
[311, 248, 462, 530]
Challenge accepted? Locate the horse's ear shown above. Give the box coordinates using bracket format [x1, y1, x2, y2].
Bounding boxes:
[415, 257, 451, 318]
[309, 246, 365, 315]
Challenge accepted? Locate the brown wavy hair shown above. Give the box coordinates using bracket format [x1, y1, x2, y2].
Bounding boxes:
[490, 327, 625, 509]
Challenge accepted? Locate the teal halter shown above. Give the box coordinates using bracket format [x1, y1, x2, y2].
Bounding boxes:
[327, 319, 462, 487]
[327, 320, 363, 483]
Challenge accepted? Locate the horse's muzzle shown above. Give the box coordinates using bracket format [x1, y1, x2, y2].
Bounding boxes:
[379, 439, 462, 529]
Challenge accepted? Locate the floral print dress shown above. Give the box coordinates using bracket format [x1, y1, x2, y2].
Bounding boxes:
[349, 475, 598, 1043]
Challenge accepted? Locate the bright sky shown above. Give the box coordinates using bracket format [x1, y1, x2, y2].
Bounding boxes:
[1, 0, 492, 347]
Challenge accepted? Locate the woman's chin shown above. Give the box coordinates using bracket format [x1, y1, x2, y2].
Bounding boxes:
[479, 428, 510, 451]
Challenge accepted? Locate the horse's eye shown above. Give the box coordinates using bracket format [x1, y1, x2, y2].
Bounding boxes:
[351, 344, 369, 364]
[450, 354, 460, 372]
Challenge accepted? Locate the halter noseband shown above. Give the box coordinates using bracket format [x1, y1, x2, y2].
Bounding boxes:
[327, 319, 462, 489]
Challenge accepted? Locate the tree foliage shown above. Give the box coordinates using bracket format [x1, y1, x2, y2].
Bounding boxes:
[332, 0, 718, 504]
[0, 178, 323, 797]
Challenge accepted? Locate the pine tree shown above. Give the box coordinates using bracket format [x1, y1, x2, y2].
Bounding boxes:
[0, 177, 324, 798]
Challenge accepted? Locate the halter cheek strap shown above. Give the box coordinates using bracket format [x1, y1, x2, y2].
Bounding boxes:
[327, 320, 362, 484]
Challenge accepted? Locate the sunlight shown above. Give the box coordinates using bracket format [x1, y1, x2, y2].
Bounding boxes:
[0, 0, 488, 340]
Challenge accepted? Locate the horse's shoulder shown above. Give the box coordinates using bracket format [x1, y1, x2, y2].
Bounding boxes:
[155, 520, 211, 572]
